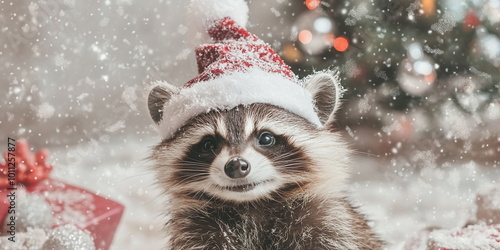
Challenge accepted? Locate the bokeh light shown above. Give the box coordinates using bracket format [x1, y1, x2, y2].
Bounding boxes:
[306, 0, 321, 10]
[313, 17, 332, 33]
[333, 36, 349, 51]
[298, 30, 313, 44]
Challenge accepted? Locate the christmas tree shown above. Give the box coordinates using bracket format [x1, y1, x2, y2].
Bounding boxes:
[279, 0, 500, 164]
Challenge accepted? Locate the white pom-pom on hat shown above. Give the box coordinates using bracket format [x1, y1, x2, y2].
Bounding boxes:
[188, 0, 249, 29]
[187, 0, 249, 45]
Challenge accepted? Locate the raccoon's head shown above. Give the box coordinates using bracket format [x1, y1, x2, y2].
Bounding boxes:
[148, 72, 350, 204]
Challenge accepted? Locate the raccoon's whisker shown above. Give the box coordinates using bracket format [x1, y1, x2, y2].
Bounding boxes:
[278, 164, 307, 170]
[278, 170, 307, 176]
[177, 160, 211, 166]
[289, 175, 307, 194]
[274, 161, 309, 169]
[173, 168, 210, 174]
[207, 184, 221, 203]
[172, 176, 209, 184]
[176, 176, 207, 184]
[174, 173, 210, 183]
[272, 159, 308, 168]
[121, 172, 155, 181]
[271, 187, 286, 202]
[175, 169, 209, 175]
[182, 156, 213, 164]
[255, 157, 269, 169]
[188, 188, 207, 204]
[271, 152, 299, 161]
[272, 155, 307, 161]
[278, 151, 300, 158]
[174, 163, 212, 170]
[350, 149, 379, 158]
[173, 165, 208, 170]
[277, 157, 301, 164]
[274, 160, 308, 165]
[193, 183, 218, 208]
[174, 166, 209, 172]
[148, 189, 170, 207]
[176, 160, 208, 164]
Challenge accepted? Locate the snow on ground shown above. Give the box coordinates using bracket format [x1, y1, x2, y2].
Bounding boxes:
[44, 137, 500, 249]
[350, 156, 500, 248]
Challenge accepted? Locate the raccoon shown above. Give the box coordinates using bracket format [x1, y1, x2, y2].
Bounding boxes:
[148, 72, 384, 249]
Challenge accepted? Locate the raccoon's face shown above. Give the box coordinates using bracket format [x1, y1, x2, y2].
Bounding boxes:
[148, 72, 349, 203]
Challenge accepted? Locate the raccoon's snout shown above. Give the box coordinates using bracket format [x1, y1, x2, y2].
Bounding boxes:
[224, 157, 251, 179]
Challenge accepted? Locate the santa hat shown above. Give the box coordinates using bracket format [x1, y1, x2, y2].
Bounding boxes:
[156, 0, 321, 139]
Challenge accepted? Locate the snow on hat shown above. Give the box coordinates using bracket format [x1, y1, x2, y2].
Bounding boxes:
[157, 0, 321, 139]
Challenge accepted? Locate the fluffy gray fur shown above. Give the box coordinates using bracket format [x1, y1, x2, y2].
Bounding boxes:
[148, 72, 383, 249]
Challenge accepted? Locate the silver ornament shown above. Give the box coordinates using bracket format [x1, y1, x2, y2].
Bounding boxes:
[397, 43, 437, 96]
[292, 10, 336, 55]
[42, 224, 96, 250]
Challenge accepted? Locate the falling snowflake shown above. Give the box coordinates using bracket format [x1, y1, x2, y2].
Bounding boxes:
[35, 102, 56, 119]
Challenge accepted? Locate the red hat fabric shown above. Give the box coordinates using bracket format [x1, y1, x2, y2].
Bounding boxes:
[185, 17, 296, 87]
[156, 0, 321, 139]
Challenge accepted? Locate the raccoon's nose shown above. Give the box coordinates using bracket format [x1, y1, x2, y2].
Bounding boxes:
[224, 157, 251, 179]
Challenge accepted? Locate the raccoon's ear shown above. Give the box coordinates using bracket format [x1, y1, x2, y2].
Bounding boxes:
[147, 82, 180, 124]
[305, 72, 342, 127]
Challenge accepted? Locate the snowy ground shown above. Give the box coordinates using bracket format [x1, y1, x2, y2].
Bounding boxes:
[45, 137, 500, 250]
[350, 156, 500, 248]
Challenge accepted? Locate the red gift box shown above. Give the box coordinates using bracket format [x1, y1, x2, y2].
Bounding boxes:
[0, 179, 124, 249]
[0, 139, 124, 249]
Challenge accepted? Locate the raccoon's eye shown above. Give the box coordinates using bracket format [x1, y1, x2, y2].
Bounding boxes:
[201, 137, 216, 152]
[258, 131, 275, 146]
